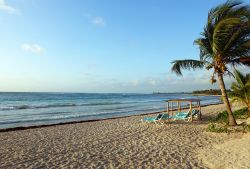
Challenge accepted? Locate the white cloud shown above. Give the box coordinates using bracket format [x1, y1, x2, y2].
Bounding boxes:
[131, 80, 139, 86]
[147, 79, 157, 86]
[0, 0, 18, 14]
[21, 43, 45, 54]
[92, 16, 105, 27]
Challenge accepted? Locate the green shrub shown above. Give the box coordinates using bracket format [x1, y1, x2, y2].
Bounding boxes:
[207, 107, 249, 133]
[207, 122, 228, 133]
[207, 122, 250, 133]
[214, 107, 248, 123]
[234, 107, 248, 119]
[215, 110, 228, 123]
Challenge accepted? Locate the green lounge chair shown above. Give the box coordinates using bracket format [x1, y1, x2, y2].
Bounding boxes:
[141, 113, 169, 124]
[170, 109, 199, 121]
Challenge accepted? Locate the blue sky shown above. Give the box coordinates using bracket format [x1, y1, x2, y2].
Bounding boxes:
[0, 0, 249, 93]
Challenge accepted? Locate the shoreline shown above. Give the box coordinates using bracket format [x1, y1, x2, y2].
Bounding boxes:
[1, 103, 248, 168]
[0, 102, 223, 133]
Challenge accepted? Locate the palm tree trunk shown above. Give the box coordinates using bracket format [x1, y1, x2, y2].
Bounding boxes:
[217, 73, 237, 126]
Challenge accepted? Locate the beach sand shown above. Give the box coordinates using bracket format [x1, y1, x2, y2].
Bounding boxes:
[199, 133, 250, 169]
[0, 104, 249, 168]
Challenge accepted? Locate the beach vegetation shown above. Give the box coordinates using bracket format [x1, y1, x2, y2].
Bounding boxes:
[215, 107, 248, 123]
[192, 89, 222, 95]
[228, 69, 250, 117]
[208, 122, 250, 133]
[171, 0, 250, 126]
[207, 122, 228, 132]
[207, 107, 250, 133]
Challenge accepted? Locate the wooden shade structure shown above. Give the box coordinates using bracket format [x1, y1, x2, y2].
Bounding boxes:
[165, 99, 202, 122]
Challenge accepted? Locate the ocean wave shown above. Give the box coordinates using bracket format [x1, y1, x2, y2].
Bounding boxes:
[79, 102, 122, 106]
[0, 102, 125, 111]
[0, 104, 77, 111]
[100, 105, 137, 111]
[0, 110, 133, 125]
[0, 99, 167, 111]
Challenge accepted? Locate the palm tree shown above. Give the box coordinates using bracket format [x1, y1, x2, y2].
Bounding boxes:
[229, 69, 250, 117]
[171, 0, 250, 126]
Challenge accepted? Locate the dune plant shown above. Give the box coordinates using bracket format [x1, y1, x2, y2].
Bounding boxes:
[208, 107, 249, 133]
[229, 69, 250, 117]
[214, 107, 248, 123]
[171, 0, 250, 126]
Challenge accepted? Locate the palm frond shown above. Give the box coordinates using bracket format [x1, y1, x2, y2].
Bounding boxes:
[234, 69, 246, 86]
[213, 18, 242, 52]
[225, 69, 235, 79]
[194, 38, 213, 61]
[171, 60, 205, 76]
[230, 96, 247, 104]
[229, 92, 248, 104]
[229, 69, 250, 105]
[231, 81, 241, 90]
[207, 0, 243, 27]
[246, 74, 250, 86]
[196, 0, 250, 66]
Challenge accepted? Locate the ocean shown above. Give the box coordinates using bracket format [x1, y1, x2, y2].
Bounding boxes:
[0, 92, 222, 129]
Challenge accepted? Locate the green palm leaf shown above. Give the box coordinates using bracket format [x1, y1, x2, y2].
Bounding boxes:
[171, 60, 205, 76]
[229, 69, 250, 107]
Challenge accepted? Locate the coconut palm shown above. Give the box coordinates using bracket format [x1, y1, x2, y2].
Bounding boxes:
[229, 69, 250, 117]
[171, 0, 250, 126]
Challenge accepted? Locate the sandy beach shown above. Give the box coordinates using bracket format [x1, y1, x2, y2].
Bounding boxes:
[0, 103, 249, 169]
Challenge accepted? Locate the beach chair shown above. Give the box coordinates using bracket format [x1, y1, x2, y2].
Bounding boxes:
[141, 113, 169, 124]
[170, 109, 191, 119]
[170, 109, 199, 121]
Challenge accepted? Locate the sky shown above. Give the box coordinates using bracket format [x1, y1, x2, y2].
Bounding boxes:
[0, 0, 249, 93]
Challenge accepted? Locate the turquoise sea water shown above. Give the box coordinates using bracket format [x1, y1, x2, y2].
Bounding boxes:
[0, 92, 221, 129]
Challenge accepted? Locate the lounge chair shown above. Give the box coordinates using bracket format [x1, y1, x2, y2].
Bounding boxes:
[141, 113, 169, 124]
[141, 109, 200, 124]
[170, 109, 199, 121]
